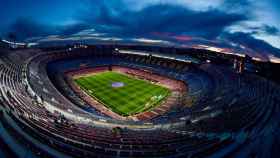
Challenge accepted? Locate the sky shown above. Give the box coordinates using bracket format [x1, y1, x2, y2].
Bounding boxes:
[0, 0, 280, 61]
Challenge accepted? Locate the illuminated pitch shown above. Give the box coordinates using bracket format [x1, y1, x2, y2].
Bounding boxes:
[74, 71, 170, 116]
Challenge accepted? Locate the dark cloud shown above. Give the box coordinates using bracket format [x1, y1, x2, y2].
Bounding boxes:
[59, 23, 91, 36]
[6, 18, 91, 40]
[4, 0, 280, 60]
[263, 25, 279, 35]
[6, 2, 248, 41]
[221, 32, 280, 57]
[247, 24, 279, 36]
[81, 2, 248, 39]
[7, 17, 55, 40]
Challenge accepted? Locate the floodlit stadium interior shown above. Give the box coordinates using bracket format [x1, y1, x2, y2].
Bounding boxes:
[0, 1, 280, 158]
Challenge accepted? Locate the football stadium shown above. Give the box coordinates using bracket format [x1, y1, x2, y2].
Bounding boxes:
[0, 1, 280, 158]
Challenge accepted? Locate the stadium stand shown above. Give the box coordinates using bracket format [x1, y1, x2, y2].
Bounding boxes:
[0, 46, 279, 158]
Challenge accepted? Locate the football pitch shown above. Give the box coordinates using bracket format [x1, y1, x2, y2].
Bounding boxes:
[74, 71, 170, 116]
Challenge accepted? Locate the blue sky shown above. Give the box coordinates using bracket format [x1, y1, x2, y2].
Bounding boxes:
[0, 0, 279, 60]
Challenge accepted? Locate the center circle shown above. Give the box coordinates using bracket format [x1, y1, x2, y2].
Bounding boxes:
[111, 82, 124, 88]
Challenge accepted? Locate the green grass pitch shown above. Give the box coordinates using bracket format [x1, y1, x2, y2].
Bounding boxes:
[74, 71, 170, 116]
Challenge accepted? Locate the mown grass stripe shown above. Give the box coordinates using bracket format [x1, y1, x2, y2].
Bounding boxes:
[74, 71, 170, 116]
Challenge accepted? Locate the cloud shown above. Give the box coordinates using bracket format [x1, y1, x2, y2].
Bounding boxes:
[6, 18, 91, 40]
[222, 0, 251, 11]
[58, 23, 91, 36]
[131, 38, 172, 45]
[4, 0, 280, 60]
[6, 2, 248, 42]
[263, 25, 279, 35]
[247, 24, 279, 35]
[7, 17, 55, 40]
[220, 32, 280, 58]
[81, 2, 248, 39]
